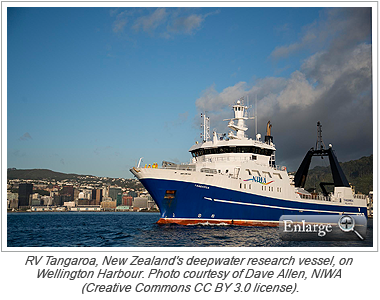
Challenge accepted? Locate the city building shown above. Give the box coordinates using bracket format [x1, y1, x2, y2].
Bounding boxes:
[52, 195, 62, 206]
[74, 189, 80, 201]
[7, 174, 150, 212]
[92, 188, 102, 205]
[31, 193, 42, 206]
[64, 201, 76, 208]
[7, 191, 18, 201]
[122, 194, 133, 206]
[60, 185, 74, 201]
[18, 183, 33, 207]
[109, 187, 122, 201]
[101, 200, 116, 210]
[116, 193, 122, 206]
[41, 196, 53, 206]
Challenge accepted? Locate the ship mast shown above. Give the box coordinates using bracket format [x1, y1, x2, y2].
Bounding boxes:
[316, 121, 326, 150]
[200, 113, 210, 142]
[224, 98, 249, 140]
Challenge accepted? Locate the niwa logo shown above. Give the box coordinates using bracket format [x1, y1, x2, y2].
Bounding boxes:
[244, 176, 274, 185]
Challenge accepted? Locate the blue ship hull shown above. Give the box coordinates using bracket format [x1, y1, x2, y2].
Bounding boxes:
[140, 178, 367, 226]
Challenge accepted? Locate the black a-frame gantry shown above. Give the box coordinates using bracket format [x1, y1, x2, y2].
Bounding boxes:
[294, 122, 350, 196]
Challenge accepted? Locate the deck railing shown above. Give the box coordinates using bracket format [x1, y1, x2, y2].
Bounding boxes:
[161, 161, 196, 171]
[298, 193, 331, 201]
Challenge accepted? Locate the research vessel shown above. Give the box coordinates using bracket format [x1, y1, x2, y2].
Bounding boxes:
[130, 99, 367, 226]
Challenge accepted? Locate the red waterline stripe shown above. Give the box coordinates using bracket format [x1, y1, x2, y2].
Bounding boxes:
[156, 218, 279, 227]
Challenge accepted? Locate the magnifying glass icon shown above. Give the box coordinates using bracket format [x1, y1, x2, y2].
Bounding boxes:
[338, 215, 364, 240]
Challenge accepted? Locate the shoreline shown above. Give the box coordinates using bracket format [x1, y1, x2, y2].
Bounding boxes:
[7, 210, 160, 213]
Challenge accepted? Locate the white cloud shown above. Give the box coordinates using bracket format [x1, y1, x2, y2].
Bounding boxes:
[167, 14, 204, 35]
[270, 8, 371, 60]
[132, 8, 168, 33]
[111, 8, 219, 38]
[270, 29, 317, 59]
[194, 8, 372, 170]
[112, 10, 134, 33]
[196, 82, 247, 113]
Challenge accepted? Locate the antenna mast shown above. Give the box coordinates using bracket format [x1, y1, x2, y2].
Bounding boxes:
[255, 94, 258, 136]
[200, 113, 210, 142]
[316, 121, 326, 150]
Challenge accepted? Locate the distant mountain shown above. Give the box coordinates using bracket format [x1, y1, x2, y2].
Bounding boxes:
[7, 168, 82, 181]
[304, 155, 373, 195]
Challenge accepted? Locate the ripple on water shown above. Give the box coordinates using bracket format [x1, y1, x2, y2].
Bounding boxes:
[7, 212, 373, 247]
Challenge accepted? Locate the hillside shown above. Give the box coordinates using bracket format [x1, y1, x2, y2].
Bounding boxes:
[8, 155, 373, 194]
[7, 168, 143, 190]
[304, 155, 373, 195]
[7, 168, 81, 181]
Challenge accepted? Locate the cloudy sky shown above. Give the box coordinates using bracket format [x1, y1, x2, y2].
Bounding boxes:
[6, 5, 373, 178]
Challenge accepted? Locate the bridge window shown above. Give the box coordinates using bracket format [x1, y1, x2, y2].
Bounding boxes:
[190, 146, 274, 158]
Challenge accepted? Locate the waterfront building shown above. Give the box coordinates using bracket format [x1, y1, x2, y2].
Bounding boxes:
[92, 188, 102, 205]
[9, 199, 18, 209]
[60, 185, 74, 201]
[148, 200, 157, 210]
[116, 206, 131, 211]
[122, 194, 133, 206]
[101, 200, 116, 210]
[133, 197, 149, 209]
[116, 193, 122, 206]
[41, 196, 53, 206]
[60, 194, 72, 204]
[7, 191, 18, 201]
[78, 189, 92, 201]
[102, 186, 108, 198]
[70, 206, 101, 212]
[18, 183, 33, 207]
[102, 196, 112, 202]
[74, 189, 80, 201]
[109, 187, 122, 201]
[63, 201, 75, 208]
[52, 195, 62, 206]
[7, 192, 19, 209]
[92, 189, 97, 201]
[77, 199, 90, 206]
[31, 193, 42, 206]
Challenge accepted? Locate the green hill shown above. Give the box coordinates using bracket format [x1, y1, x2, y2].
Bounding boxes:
[7, 168, 81, 181]
[304, 155, 373, 195]
[7, 168, 142, 190]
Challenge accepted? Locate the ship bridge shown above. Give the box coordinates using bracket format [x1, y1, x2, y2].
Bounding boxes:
[189, 99, 276, 166]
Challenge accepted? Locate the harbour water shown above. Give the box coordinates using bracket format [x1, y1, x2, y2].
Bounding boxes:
[7, 212, 373, 247]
